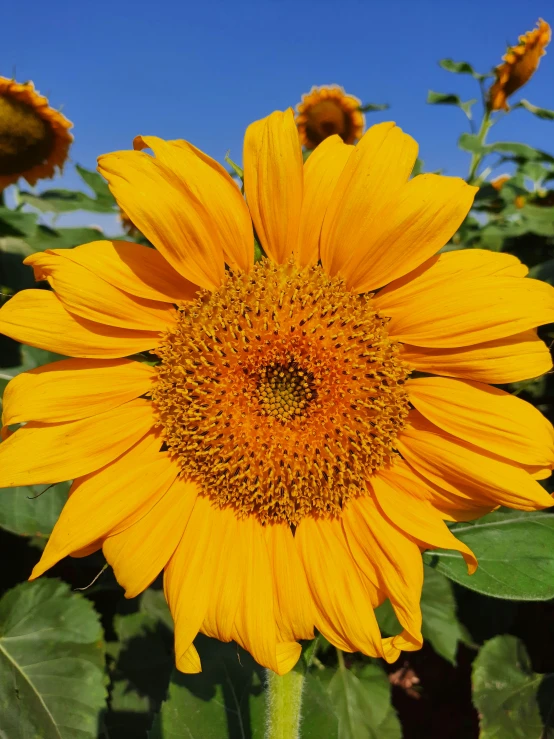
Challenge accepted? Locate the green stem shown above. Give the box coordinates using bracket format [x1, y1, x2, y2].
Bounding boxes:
[265, 668, 305, 739]
[467, 109, 492, 184]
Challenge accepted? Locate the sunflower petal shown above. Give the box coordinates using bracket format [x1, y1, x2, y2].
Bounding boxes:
[320, 122, 418, 278]
[401, 330, 552, 384]
[397, 410, 554, 511]
[297, 135, 353, 267]
[30, 430, 176, 577]
[57, 240, 198, 303]
[104, 478, 198, 598]
[243, 109, 303, 264]
[0, 290, 160, 358]
[98, 148, 225, 290]
[134, 136, 254, 273]
[408, 376, 554, 467]
[2, 358, 154, 426]
[0, 398, 155, 488]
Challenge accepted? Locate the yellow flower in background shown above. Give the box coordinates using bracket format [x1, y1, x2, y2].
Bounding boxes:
[490, 174, 510, 191]
[0, 77, 73, 190]
[488, 19, 551, 111]
[295, 85, 364, 149]
[1, 111, 554, 675]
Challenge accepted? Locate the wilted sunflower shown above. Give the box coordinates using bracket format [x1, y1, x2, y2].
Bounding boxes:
[295, 85, 364, 149]
[0, 77, 73, 190]
[488, 19, 551, 111]
[1, 111, 554, 676]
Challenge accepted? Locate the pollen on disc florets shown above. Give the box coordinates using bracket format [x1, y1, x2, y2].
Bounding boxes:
[151, 260, 411, 526]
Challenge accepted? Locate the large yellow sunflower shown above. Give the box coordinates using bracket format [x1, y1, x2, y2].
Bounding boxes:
[0, 76, 73, 190]
[1, 110, 553, 676]
[488, 19, 551, 111]
[295, 85, 364, 149]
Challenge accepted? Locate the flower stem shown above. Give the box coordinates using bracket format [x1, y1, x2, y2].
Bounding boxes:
[467, 109, 492, 184]
[265, 668, 305, 739]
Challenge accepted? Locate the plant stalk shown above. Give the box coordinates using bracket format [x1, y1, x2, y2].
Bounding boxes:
[265, 668, 305, 739]
[467, 109, 492, 184]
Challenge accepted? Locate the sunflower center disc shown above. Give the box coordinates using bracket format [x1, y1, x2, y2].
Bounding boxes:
[305, 99, 350, 145]
[152, 261, 411, 525]
[0, 95, 55, 176]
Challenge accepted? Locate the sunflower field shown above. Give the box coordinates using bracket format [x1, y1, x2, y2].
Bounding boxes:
[1, 14, 554, 739]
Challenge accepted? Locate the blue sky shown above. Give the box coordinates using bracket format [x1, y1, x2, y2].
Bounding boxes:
[2, 0, 554, 230]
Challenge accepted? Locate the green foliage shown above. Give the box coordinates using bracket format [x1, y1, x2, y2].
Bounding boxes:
[427, 91, 477, 120]
[358, 103, 389, 113]
[515, 99, 554, 121]
[472, 636, 554, 737]
[439, 58, 489, 80]
[424, 511, 554, 600]
[0, 579, 107, 738]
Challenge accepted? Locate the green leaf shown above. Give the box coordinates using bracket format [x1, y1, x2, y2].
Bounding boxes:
[376, 566, 466, 664]
[302, 672, 340, 737]
[0, 579, 107, 738]
[423, 510, 554, 600]
[0, 482, 69, 538]
[485, 141, 554, 164]
[472, 635, 553, 738]
[439, 58, 489, 80]
[359, 103, 389, 113]
[20, 189, 116, 215]
[26, 225, 105, 252]
[327, 662, 401, 739]
[529, 258, 554, 283]
[458, 132, 485, 154]
[411, 158, 424, 177]
[427, 91, 477, 119]
[75, 164, 115, 204]
[0, 208, 37, 238]
[515, 99, 554, 121]
[149, 635, 265, 739]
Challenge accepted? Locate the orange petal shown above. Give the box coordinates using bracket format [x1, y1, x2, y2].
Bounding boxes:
[397, 410, 554, 511]
[401, 329, 552, 384]
[55, 240, 198, 303]
[98, 148, 225, 290]
[104, 478, 198, 598]
[25, 251, 176, 331]
[343, 496, 423, 650]
[297, 135, 353, 267]
[134, 137, 254, 273]
[320, 122, 418, 279]
[2, 358, 154, 426]
[296, 514, 400, 662]
[30, 430, 177, 577]
[407, 376, 554, 467]
[0, 290, 160, 358]
[243, 109, 303, 264]
[371, 462, 477, 571]
[0, 398, 155, 488]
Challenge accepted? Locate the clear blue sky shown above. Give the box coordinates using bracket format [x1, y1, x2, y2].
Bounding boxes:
[2, 0, 554, 229]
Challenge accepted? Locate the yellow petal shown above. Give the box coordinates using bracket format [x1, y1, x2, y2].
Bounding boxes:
[164, 496, 219, 672]
[296, 514, 400, 662]
[264, 522, 315, 643]
[397, 410, 554, 511]
[243, 109, 303, 264]
[343, 496, 423, 650]
[0, 290, 160, 358]
[104, 478, 198, 598]
[380, 275, 554, 348]
[98, 148, 225, 290]
[296, 135, 353, 267]
[31, 430, 176, 578]
[401, 330, 552, 384]
[56, 240, 198, 303]
[408, 376, 554, 467]
[320, 122, 418, 279]
[2, 358, 154, 426]
[134, 136, 254, 273]
[371, 463, 477, 571]
[25, 251, 176, 332]
[0, 398, 155, 488]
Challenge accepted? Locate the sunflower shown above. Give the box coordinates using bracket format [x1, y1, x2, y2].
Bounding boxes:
[488, 19, 551, 111]
[1, 111, 553, 676]
[0, 77, 73, 190]
[295, 85, 364, 149]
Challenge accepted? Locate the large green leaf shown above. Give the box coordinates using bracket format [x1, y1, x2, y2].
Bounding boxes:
[472, 636, 554, 738]
[327, 662, 401, 739]
[0, 482, 69, 539]
[423, 510, 554, 600]
[376, 566, 466, 664]
[25, 225, 105, 252]
[485, 141, 554, 164]
[529, 258, 554, 284]
[149, 635, 266, 739]
[20, 189, 115, 215]
[0, 208, 37, 238]
[75, 164, 115, 205]
[0, 579, 107, 738]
